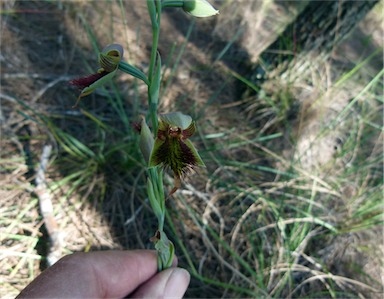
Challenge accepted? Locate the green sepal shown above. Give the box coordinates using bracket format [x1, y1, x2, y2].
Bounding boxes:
[182, 121, 196, 139]
[160, 112, 192, 130]
[184, 138, 205, 167]
[149, 137, 166, 168]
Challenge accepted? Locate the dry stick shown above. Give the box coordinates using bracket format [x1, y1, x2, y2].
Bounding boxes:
[35, 144, 63, 266]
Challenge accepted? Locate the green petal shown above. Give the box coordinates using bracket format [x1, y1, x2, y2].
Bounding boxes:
[149, 137, 166, 168]
[182, 121, 196, 139]
[99, 44, 123, 72]
[184, 139, 205, 167]
[102, 43, 124, 57]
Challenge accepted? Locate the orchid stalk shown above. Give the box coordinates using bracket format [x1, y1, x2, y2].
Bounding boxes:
[70, 0, 218, 271]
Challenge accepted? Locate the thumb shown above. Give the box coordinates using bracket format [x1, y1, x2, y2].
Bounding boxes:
[131, 267, 190, 298]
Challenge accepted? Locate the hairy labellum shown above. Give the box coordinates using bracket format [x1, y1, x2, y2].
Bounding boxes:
[69, 71, 107, 90]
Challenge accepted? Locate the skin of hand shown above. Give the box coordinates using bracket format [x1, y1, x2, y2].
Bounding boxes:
[16, 250, 190, 299]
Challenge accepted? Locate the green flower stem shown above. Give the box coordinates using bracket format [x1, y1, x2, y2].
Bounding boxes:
[161, 0, 184, 9]
[147, 0, 161, 134]
[149, 102, 158, 139]
[147, 168, 165, 231]
[148, 1, 161, 81]
[146, 0, 173, 272]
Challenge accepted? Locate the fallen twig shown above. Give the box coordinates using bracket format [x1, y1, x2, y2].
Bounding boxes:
[35, 144, 64, 266]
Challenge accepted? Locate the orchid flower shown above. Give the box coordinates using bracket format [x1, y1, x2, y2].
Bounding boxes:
[149, 112, 205, 196]
[70, 44, 149, 108]
[69, 44, 124, 108]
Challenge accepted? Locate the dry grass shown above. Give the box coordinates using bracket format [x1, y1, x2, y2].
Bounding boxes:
[1, 0, 383, 298]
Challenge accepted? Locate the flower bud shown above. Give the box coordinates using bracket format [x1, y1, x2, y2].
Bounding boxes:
[183, 0, 218, 18]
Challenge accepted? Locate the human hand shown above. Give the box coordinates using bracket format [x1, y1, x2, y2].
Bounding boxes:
[16, 250, 190, 298]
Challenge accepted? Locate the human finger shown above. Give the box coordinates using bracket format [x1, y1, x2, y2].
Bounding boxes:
[130, 267, 190, 299]
[17, 250, 160, 298]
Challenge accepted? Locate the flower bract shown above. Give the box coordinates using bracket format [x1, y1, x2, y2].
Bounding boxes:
[138, 116, 155, 165]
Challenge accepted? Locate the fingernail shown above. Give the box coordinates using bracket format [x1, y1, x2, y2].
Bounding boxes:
[163, 268, 190, 299]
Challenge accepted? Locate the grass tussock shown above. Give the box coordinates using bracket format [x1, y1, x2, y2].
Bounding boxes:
[1, 0, 383, 298]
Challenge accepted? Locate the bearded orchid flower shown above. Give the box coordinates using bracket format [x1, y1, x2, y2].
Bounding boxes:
[149, 112, 205, 197]
[69, 44, 124, 108]
[70, 44, 149, 108]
